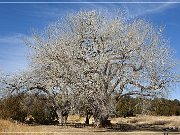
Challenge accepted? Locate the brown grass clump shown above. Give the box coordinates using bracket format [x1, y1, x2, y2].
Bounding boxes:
[111, 115, 180, 128]
[152, 120, 170, 125]
[0, 119, 42, 132]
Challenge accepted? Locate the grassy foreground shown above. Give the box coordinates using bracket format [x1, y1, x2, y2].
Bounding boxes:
[111, 115, 180, 127]
[0, 115, 180, 135]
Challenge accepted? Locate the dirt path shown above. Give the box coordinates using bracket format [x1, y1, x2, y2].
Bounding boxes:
[1, 125, 180, 135]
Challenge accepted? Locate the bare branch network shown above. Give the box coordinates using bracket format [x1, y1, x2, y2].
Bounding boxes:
[0, 10, 178, 125]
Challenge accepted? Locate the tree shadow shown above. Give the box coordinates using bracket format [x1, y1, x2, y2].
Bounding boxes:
[105, 123, 136, 132]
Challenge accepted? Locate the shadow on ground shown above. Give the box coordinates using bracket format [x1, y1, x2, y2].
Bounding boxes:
[102, 123, 180, 133]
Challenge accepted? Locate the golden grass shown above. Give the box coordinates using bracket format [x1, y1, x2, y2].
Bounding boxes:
[0, 119, 43, 132]
[110, 115, 180, 128]
[67, 114, 94, 124]
[0, 116, 180, 135]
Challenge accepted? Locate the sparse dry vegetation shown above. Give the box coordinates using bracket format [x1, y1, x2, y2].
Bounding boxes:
[111, 115, 180, 128]
[1, 116, 180, 135]
[67, 115, 180, 128]
[0, 119, 41, 132]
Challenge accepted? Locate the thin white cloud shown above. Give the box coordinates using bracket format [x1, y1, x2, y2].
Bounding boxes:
[0, 33, 25, 45]
[27, 1, 176, 21]
[0, 33, 29, 73]
[123, 2, 175, 18]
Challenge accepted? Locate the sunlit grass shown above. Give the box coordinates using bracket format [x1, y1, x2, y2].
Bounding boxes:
[0, 116, 180, 135]
[111, 115, 180, 128]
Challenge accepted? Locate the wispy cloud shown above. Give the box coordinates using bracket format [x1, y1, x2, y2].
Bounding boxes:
[25, 1, 176, 21]
[0, 33, 29, 73]
[81, 0, 176, 19]
[0, 33, 25, 45]
[122, 2, 175, 18]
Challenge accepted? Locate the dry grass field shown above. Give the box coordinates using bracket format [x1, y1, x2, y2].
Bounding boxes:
[0, 115, 180, 135]
[111, 115, 180, 128]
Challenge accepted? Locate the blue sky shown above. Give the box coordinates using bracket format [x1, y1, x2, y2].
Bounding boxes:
[0, 1, 180, 99]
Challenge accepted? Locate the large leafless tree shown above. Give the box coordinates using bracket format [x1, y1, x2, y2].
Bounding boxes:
[1, 10, 178, 126]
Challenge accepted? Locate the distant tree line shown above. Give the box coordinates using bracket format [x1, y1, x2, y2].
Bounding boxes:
[0, 93, 58, 124]
[116, 96, 180, 117]
[0, 94, 179, 125]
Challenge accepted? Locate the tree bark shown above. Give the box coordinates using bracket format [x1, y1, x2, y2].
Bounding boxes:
[85, 115, 89, 125]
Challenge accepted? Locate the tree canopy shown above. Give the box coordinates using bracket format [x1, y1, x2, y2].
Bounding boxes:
[0, 10, 178, 125]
